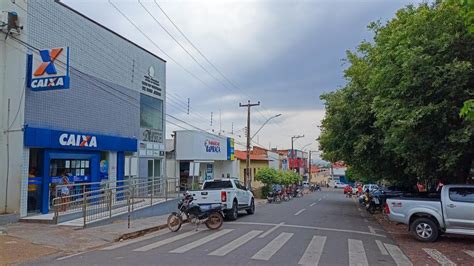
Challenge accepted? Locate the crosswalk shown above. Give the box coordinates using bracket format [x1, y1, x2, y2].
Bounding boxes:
[98, 228, 413, 265]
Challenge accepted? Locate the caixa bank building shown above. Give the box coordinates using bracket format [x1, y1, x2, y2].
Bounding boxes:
[0, 0, 167, 218]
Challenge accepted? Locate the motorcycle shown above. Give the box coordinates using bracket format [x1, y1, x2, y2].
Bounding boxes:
[293, 187, 303, 198]
[167, 192, 224, 232]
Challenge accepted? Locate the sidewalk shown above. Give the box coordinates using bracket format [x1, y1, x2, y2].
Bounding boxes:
[0, 214, 169, 265]
[1, 199, 268, 265]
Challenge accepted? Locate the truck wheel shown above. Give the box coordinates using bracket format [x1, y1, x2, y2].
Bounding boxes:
[246, 199, 255, 215]
[226, 201, 238, 221]
[410, 218, 439, 242]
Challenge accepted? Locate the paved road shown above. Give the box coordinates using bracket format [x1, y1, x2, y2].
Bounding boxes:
[31, 189, 412, 266]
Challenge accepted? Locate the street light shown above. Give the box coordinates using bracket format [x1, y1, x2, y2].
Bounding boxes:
[251, 113, 282, 140]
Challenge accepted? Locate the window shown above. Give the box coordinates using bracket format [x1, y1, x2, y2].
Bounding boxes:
[449, 187, 474, 203]
[203, 181, 233, 189]
[140, 94, 163, 130]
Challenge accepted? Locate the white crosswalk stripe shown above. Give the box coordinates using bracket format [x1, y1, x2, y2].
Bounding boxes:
[384, 243, 412, 266]
[375, 240, 388, 256]
[423, 248, 457, 266]
[133, 230, 201, 252]
[348, 239, 369, 266]
[252, 232, 293, 261]
[208, 230, 262, 256]
[169, 229, 233, 253]
[464, 250, 474, 258]
[298, 236, 326, 266]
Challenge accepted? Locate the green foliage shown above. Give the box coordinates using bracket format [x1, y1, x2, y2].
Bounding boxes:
[261, 185, 271, 198]
[460, 99, 474, 121]
[255, 168, 302, 186]
[255, 167, 279, 185]
[319, 0, 474, 184]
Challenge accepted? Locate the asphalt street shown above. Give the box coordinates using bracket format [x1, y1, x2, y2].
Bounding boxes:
[30, 189, 412, 266]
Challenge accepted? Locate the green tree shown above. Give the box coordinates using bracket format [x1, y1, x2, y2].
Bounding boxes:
[255, 167, 279, 185]
[320, 0, 474, 184]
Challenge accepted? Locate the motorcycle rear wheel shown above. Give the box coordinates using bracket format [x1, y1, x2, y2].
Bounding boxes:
[167, 212, 182, 232]
[205, 212, 223, 230]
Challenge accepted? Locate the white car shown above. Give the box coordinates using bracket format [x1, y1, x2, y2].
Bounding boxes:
[334, 181, 346, 188]
[191, 179, 254, 221]
[362, 184, 379, 192]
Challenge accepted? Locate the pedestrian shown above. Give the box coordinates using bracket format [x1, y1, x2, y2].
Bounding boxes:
[59, 172, 70, 212]
[436, 180, 444, 192]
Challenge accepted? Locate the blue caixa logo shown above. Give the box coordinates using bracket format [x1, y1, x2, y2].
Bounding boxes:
[27, 47, 70, 91]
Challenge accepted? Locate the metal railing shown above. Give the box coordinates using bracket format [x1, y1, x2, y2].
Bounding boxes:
[52, 177, 180, 227]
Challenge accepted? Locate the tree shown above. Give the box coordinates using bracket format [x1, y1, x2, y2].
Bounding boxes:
[320, 0, 474, 184]
[255, 167, 278, 185]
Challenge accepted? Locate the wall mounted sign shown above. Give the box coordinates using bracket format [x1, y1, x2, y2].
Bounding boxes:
[27, 47, 70, 91]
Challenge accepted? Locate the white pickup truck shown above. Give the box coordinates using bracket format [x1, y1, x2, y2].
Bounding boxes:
[386, 184, 474, 242]
[190, 179, 255, 221]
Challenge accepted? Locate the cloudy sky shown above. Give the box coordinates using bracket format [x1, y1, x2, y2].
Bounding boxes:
[64, 0, 419, 155]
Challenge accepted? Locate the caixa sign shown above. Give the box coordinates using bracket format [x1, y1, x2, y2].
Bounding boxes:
[27, 47, 70, 91]
[59, 133, 97, 148]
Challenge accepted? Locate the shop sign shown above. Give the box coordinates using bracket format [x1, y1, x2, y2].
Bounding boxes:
[24, 127, 137, 152]
[227, 138, 234, 160]
[205, 139, 221, 153]
[27, 47, 70, 91]
[141, 128, 163, 143]
[59, 133, 97, 148]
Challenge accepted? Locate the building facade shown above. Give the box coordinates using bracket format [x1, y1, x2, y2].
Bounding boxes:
[0, 0, 166, 216]
[167, 130, 236, 190]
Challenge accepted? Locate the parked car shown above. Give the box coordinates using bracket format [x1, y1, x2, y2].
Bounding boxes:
[190, 179, 255, 221]
[334, 181, 346, 188]
[362, 184, 379, 192]
[385, 184, 474, 242]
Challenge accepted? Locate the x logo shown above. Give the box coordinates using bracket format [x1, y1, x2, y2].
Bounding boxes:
[33, 48, 63, 76]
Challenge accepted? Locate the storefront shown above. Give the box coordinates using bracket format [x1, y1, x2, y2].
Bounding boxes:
[24, 127, 136, 214]
[0, 0, 166, 217]
[174, 131, 235, 190]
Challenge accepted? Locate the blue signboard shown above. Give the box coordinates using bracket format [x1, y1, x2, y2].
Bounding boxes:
[24, 127, 137, 152]
[27, 47, 70, 91]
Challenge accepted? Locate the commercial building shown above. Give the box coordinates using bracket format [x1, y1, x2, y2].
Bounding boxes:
[166, 130, 236, 190]
[277, 149, 308, 175]
[0, 0, 166, 217]
[234, 149, 270, 189]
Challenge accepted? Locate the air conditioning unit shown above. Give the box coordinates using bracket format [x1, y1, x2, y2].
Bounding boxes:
[1, 11, 22, 35]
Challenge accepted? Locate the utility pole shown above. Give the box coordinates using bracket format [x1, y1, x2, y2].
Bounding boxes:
[291, 135, 304, 172]
[239, 100, 260, 189]
[308, 150, 318, 183]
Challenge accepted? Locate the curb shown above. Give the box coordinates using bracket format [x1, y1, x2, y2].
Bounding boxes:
[117, 201, 268, 242]
[117, 223, 169, 241]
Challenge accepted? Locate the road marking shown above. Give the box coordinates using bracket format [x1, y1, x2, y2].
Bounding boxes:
[363, 219, 368, 223]
[310, 202, 317, 207]
[102, 229, 170, 250]
[318, 198, 322, 202]
[258, 222, 285, 238]
[384, 243, 412, 266]
[375, 240, 388, 256]
[134, 230, 201, 252]
[208, 230, 262, 256]
[423, 248, 456, 266]
[294, 209, 306, 216]
[169, 229, 233, 253]
[368, 226, 376, 234]
[464, 250, 474, 258]
[229, 221, 386, 237]
[252, 232, 293, 261]
[358, 208, 362, 212]
[348, 239, 369, 266]
[298, 235, 326, 265]
[56, 251, 89, 261]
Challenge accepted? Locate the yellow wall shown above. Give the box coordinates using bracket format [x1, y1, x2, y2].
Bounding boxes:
[238, 160, 268, 189]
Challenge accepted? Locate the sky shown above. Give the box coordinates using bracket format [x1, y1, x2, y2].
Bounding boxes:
[64, 0, 420, 158]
